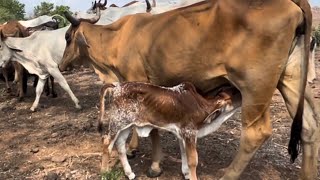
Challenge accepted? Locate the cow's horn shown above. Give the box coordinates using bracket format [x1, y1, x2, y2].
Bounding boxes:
[83, 7, 101, 24]
[92, 1, 97, 10]
[64, 11, 80, 26]
[100, 0, 107, 7]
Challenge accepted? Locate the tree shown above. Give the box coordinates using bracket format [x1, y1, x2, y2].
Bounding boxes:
[33, 2, 54, 17]
[313, 25, 320, 44]
[0, 0, 25, 23]
[33, 2, 72, 27]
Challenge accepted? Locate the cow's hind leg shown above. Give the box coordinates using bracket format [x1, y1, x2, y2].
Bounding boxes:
[278, 43, 320, 179]
[48, 68, 81, 109]
[220, 63, 277, 179]
[221, 105, 272, 180]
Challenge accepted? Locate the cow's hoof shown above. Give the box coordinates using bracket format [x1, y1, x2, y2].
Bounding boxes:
[18, 97, 24, 102]
[146, 167, 162, 178]
[52, 93, 58, 98]
[6, 88, 11, 93]
[30, 107, 37, 112]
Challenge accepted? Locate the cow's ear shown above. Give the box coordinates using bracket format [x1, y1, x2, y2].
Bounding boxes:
[5, 39, 23, 52]
[0, 30, 4, 41]
[76, 32, 90, 48]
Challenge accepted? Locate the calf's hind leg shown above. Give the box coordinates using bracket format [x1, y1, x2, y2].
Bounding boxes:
[116, 128, 136, 179]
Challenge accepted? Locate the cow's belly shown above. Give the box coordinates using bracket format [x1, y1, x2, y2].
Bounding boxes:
[145, 59, 228, 93]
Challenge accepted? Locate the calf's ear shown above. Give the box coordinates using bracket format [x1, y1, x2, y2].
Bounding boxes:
[203, 109, 221, 124]
[76, 32, 90, 48]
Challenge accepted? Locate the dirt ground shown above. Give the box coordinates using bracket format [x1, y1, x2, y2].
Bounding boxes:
[0, 49, 319, 180]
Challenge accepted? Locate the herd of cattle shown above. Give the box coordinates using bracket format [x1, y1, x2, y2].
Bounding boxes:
[0, 0, 319, 179]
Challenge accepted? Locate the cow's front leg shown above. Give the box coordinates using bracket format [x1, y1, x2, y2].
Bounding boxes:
[116, 129, 135, 179]
[30, 78, 46, 111]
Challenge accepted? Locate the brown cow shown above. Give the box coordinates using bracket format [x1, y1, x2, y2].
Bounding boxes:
[0, 21, 58, 99]
[99, 82, 241, 179]
[0, 21, 29, 99]
[60, 0, 319, 179]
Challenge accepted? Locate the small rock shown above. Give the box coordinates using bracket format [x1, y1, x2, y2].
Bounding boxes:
[30, 148, 39, 153]
[51, 133, 58, 138]
[51, 156, 66, 163]
[45, 172, 60, 180]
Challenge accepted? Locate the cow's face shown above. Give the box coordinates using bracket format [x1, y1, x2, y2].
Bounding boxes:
[59, 26, 85, 71]
[59, 8, 101, 71]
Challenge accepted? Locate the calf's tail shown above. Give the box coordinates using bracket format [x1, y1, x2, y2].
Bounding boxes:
[98, 83, 115, 134]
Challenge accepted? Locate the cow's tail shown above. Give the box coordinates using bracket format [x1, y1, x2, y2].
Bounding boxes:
[288, 0, 312, 163]
[146, 0, 152, 12]
[98, 83, 115, 134]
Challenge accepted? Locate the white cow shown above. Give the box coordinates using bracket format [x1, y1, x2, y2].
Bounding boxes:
[0, 26, 80, 111]
[77, 0, 204, 25]
[19, 14, 65, 28]
[0, 0, 203, 111]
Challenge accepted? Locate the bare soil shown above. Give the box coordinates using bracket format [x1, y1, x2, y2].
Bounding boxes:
[0, 49, 319, 180]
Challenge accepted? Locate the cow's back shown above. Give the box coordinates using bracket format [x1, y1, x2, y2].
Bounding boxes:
[123, 0, 305, 93]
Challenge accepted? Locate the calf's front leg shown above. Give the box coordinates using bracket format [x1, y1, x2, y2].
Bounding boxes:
[184, 134, 198, 180]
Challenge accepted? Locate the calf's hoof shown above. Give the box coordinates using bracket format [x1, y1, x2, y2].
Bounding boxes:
[75, 104, 82, 110]
[146, 167, 162, 178]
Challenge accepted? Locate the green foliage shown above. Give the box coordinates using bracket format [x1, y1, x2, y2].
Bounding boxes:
[101, 168, 124, 180]
[314, 25, 320, 45]
[33, 2, 73, 27]
[33, 2, 54, 17]
[0, 0, 25, 23]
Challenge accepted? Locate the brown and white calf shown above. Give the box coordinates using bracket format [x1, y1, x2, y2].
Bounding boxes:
[98, 82, 241, 180]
